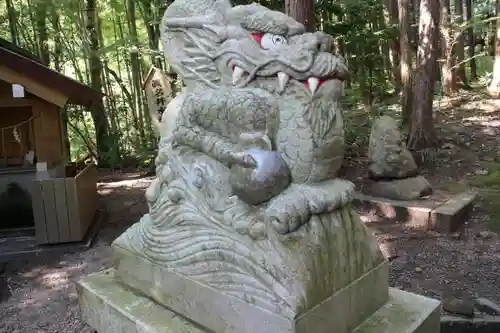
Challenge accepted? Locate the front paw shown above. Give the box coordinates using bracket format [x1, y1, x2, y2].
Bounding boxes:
[306, 179, 354, 214]
[264, 185, 310, 234]
[263, 179, 355, 234]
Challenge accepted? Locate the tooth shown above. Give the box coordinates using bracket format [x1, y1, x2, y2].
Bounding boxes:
[277, 72, 289, 91]
[308, 77, 319, 94]
[232, 66, 245, 85]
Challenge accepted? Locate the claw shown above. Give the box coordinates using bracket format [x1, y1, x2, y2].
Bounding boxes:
[231, 152, 257, 168]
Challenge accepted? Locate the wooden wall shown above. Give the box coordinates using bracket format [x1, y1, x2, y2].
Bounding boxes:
[0, 106, 33, 164]
[32, 98, 64, 167]
[0, 79, 65, 167]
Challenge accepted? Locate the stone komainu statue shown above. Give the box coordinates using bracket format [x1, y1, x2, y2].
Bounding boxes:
[112, 1, 387, 331]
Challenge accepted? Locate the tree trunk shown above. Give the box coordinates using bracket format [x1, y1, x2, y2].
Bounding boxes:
[410, 0, 420, 55]
[466, 0, 477, 81]
[386, 0, 402, 91]
[440, 0, 458, 95]
[454, 0, 468, 85]
[86, 0, 112, 166]
[408, 0, 439, 150]
[5, 0, 18, 46]
[51, 4, 70, 161]
[285, 0, 316, 32]
[490, 13, 497, 56]
[488, 0, 500, 97]
[34, 0, 49, 65]
[142, 0, 162, 68]
[127, 0, 147, 145]
[399, 0, 413, 124]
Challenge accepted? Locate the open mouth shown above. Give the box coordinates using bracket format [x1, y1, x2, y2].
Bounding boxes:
[232, 66, 331, 95]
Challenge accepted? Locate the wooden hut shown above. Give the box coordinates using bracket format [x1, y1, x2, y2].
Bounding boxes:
[0, 38, 99, 244]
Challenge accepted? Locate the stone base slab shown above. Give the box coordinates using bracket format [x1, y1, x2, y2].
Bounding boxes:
[353, 288, 441, 333]
[77, 269, 441, 333]
[77, 268, 206, 333]
[353, 191, 476, 232]
[112, 244, 389, 333]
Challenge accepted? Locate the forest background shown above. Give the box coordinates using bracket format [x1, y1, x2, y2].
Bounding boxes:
[0, 0, 498, 168]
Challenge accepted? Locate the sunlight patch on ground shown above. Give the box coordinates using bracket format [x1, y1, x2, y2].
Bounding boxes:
[20, 266, 48, 279]
[359, 213, 380, 223]
[99, 187, 114, 195]
[41, 272, 69, 287]
[16, 286, 71, 308]
[99, 179, 151, 189]
[463, 115, 500, 128]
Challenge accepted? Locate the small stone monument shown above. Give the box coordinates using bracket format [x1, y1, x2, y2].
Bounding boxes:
[76, 1, 441, 332]
[368, 116, 433, 200]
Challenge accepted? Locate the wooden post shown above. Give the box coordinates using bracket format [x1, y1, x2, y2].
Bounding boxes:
[1, 128, 6, 166]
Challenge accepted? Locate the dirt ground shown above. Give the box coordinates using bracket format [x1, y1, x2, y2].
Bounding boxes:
[0, 93, 499, 332]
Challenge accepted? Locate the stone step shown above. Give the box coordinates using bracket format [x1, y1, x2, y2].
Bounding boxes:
[353, 191, 477, 232]
[77, 269, 441, 333]
[353, 288, 440, 333]
[77, 268, 206, 333]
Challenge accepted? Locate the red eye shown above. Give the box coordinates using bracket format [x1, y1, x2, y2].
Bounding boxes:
[251, 33, 264, 47]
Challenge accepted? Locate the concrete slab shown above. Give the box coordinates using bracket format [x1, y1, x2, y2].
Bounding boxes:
[429, 191, 477, 232]
[77, 268, 207, 333]
[353, 288, 441, 333]
[353, 191, 477, 232]
[77, 269, 441, 333]
[0, 206, 107, 263]
[441, 315, 500, 333]
[353, 194, 436, 229]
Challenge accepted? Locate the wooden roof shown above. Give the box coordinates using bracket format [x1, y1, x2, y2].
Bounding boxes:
[0, 38, 101, 108]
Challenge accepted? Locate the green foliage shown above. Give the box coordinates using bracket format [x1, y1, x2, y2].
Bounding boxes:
[471, 164, 500, 189]
[471, 163, 500, 231]
[0, 0, 497, 169]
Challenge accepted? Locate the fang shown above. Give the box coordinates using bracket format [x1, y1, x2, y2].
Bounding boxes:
[277, 72, 289, 91]
[232, 66, 245, 85]
[308, 77, 320, 94]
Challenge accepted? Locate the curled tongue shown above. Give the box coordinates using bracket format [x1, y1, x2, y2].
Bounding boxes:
[303, 77, 325, 94]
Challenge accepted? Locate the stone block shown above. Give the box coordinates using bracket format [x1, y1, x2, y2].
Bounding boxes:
[353, 194, 435, 229]
[77, 269, 441, 333]
[353, 191, 477, 232]
[429, 191, 477, 232]
[353, 288, 441, 333]
[441, 315, 500, 333]
[112, 244, 389, 333]
[77, 268, 206, 333]
[370, 176, 433, 201]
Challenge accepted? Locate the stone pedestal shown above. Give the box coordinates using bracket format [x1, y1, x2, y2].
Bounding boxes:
[77, 208, 441, 333]
[77, 268, 440, 333]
